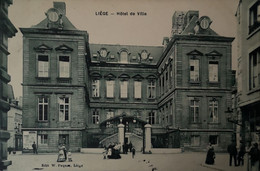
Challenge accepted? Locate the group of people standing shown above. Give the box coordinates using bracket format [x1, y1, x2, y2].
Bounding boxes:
[206, 140, 260, 171]
[57, 144, 72, 162]
[102, 142, 136, 159]
[227, 140, 246, 167]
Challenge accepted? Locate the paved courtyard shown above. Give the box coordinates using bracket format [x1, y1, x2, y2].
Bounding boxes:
[7, 152, 247, 171]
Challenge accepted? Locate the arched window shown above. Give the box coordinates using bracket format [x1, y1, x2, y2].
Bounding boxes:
[120, 51, 128, 63]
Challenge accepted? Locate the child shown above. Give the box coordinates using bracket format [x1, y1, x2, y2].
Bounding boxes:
[67, 151, 72, 162]
[102, 147, 107, 159]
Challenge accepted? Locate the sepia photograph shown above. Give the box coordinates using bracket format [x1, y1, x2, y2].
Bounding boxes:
[0, 0, 259, 170]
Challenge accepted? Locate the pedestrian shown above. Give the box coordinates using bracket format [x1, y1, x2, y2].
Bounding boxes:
[237, 141, 246, 166]
[57, 144, 65, 162]
[205, 145, 215, 165]
[129, 141, 133, 152]
[32, 142, 38, 154]
[67, 151, 72, 162]
[132, 146, 136, 159]
[103, 147, 107, 159]
[227, 141, 237, 166]
[62, 144, 67, 161]
[249, 142, 260, 171]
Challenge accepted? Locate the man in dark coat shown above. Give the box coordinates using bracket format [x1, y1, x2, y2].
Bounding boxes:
[227, 141, 237, 166]
[132, 146, 136, 159]
[249, 143, 260, 171]
[32, 142, 38, 154]
[237, 141, 246, 166]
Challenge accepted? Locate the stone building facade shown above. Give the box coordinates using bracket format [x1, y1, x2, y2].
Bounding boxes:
[0, 0, 17, 170]
[21, 2, 234, 152]
[20, 2, 90, 152]
[236, 0, 260, 145]
[7, 93, 23, 151]
[159, 11, 234, 151]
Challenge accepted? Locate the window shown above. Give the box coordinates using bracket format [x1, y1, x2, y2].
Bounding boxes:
[100, 49, 107, 57]
[209, 135, 218, 145]
[106, 110, 114, 128]
[209, 61, 219, 82]
[59, 97, 70, 121]
[147, 81, 156, 99]
[38, 134, 48, 144]
[120, 51, 128, 63]
[120, 81, 128, 98]
[59, 134, 69, 145]
[249, 48, 260, 89]
[38, 55, 49, 77]
[134, 81, 142, 99]
[190, 98, 199, 123]
[92, 109, 99, 124]
[165, 71, 168, 90]
[106, 80, 115, 98]
[148, 111, 155, 124]
[169, 64, 173, 87]
[141, 51, 148, 60]
[162, 76, 164, 93]
[191, 135, 200, 146]
[59, 55, 70, 78]
[249, 1, 260, 34]
[209, 99, 218, 123]
[38, 97, 48, 121]
[190, 59, 200, 82]
[92, 79, 100, 97]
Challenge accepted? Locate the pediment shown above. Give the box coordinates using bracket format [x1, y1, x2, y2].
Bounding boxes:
[146, 75, 157, 79]
[34, 44, 52, 52]
[90, 72, 102, 79]
[132, 74, 144, 80]
[187, 49, 203, 56]
[205, 50, 222, 57]
[118, 74, 130, 80]
[55, 44, 73, 52]
[104, 73, 116, 80]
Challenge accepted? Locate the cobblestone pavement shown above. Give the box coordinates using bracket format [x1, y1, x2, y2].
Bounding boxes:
[7, 152, 247, 171]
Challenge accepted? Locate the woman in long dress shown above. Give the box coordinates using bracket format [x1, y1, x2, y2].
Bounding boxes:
[57, 144, 66, 162]
[205, 146, 215, 165]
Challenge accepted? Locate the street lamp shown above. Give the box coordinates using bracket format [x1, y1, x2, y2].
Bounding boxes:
[225, 107, 242, 127]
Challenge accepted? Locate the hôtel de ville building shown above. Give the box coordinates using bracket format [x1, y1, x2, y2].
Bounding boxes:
[20, 2, 235, 153]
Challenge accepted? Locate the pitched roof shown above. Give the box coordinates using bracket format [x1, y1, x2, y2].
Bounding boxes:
[31, 15, 77, 30]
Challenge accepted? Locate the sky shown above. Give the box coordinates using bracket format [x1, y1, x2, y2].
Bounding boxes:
[8, 0, 239, 98]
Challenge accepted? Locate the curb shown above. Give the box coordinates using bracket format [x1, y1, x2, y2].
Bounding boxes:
[201, 163, 225, 171]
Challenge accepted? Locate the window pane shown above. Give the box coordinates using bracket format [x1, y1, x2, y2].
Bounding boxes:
[106, 81, 114, 98]
[59, 56, 70, 77]
[190, 59, 199, 81]
[59, 97, 69, 121]
[120, 51, 128, 63]
[209, 61, 218, 82]
[120, 81, 128, 98]
[134, 81, 142, 98]
[92, 80, 100, 97]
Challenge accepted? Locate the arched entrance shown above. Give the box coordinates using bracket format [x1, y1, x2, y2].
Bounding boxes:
[99, 114, 148, 152]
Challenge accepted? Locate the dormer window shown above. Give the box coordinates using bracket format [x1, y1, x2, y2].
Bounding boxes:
[99, 48, 108, 58]
[141, 50, 148, 60]
[120, 51, 128, 63]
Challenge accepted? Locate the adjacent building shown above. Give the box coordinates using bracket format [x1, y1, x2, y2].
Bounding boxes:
[21, 2, 234, 152]
[20, 2, 89, 152]
[236, 0, 260, 145]
[0, 0, 17, 170]
[158, 11, 234, 151]
[7, 90, 23, 151]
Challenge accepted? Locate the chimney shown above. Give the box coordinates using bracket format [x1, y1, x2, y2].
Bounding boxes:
[54, 2, 66, 15]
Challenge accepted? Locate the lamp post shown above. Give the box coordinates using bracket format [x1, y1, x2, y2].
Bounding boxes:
[225, 107, 242, 127]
